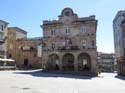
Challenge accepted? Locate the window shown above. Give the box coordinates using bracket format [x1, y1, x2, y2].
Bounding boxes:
[81, 40, 86, 48]
[92, 40, 95, 48]
[51, 29, 55, 36]
[83, 59, 87, 65]
[34, 53, 37, 57]
[81, 26, 87, 33]
[62, 41, 66, 47]
[52, 42, 55, 49]
[9, 44, 13, 49]
[65, 28, 70, 34]
[0, 25, 4, 31]
[0, 34, 2, 40]
[8, 54, 12, 58]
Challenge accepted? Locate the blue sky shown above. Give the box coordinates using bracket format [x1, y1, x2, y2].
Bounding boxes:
[0, 0, 125, 53]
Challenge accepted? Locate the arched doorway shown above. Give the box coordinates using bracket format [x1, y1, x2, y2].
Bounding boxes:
[78, 53, 91, 71]
[48, 54, 60, 71]
[62, 53, 74, 71]
[24, 58, 29, 67]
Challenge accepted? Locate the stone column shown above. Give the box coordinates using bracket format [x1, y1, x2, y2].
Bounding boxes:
[42, 53, 48, 71]
[91, 56, 98, 76]
[59, 57, 63, 71]
[74, 56, 78, 72]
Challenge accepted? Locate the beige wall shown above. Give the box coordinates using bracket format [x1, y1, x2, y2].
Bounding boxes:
[16, 39, 41, 68]
[7, 27, 27, 60]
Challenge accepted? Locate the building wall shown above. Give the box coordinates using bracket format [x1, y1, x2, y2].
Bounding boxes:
[7, 27, 27, 60]
[16, 38, 42, 68]
[113, 11, 125, 58]
[0, 20, 8, 58]
[6, 27, 42, 69]
[41, 8, 98, 75]
[113, 10, 125, 75]
[98, 53, 115, 72]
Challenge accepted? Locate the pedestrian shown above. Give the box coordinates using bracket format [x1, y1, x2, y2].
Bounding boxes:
[98, 65, 102, 74]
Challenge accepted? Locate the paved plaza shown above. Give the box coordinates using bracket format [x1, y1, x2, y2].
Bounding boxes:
[0, 69, 125, 93]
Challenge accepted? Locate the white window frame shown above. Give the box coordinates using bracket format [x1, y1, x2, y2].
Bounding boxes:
[81, 40, 86, 47]
[0, 25, 4, 31]
[9, 43, 13, 49]
[62, 41, 66, 47]
[51, 29, 56, 36]
[81, 26, 87, 33]
[52, 42, 55, 49]
[65, 28, 70, 35]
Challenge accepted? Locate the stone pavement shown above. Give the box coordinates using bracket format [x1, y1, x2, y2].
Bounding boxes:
[0, 69, 125, 93]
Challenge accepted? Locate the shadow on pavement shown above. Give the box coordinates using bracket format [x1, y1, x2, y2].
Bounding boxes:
[115, 75, 125, 80]
[13, 69, 93, 80]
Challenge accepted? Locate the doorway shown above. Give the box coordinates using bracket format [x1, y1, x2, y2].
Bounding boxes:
[24, 59, 29, 67]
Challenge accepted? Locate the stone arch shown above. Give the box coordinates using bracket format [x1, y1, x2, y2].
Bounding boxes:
[62, 53, 75, 71]
[77, 53, 91, 71]
[48, 54, 60, 71]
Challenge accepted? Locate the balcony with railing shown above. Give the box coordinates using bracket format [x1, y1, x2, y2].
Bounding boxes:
[42, 45, 96, 52]
[0, 38, 4, 44]
[58, 45, 79, 50]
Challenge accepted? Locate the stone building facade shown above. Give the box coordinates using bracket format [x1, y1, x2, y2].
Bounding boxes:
[16, 37, 42, 68]
[113, 10, 125, 75]
[7, 27, 27, 60]
[6, 27, 42, 68]
[41, 8, 98, 75]
[98, 53, 115, 72]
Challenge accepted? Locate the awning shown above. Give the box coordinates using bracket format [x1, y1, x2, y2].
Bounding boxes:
[0, 58, 15, 62]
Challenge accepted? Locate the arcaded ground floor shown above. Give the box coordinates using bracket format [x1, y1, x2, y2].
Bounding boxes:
[42, 50, 97, 75]
[0, 69, 125, 93]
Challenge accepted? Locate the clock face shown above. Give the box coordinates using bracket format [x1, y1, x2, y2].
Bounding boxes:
[62, 8, 73, 17]
[65, 11, 70, 16]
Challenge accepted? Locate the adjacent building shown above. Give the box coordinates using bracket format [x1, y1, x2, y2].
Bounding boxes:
[113, 10, 125, 75]
[16, 37, 42, 68]
[0, 20, 8, 58]
[98, 52, 115, 72]
[7, 27, 27, 60]
[6, 27, 42, 68]
[41, 8, 98, 75]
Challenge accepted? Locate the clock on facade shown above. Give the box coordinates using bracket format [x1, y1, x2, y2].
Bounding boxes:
[65, 11, 70, 16]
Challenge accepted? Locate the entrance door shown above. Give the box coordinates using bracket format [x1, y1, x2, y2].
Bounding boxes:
[62, 53, 74, 71]
[78, 53, 91, 71]
[24, 59, 28, 67]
